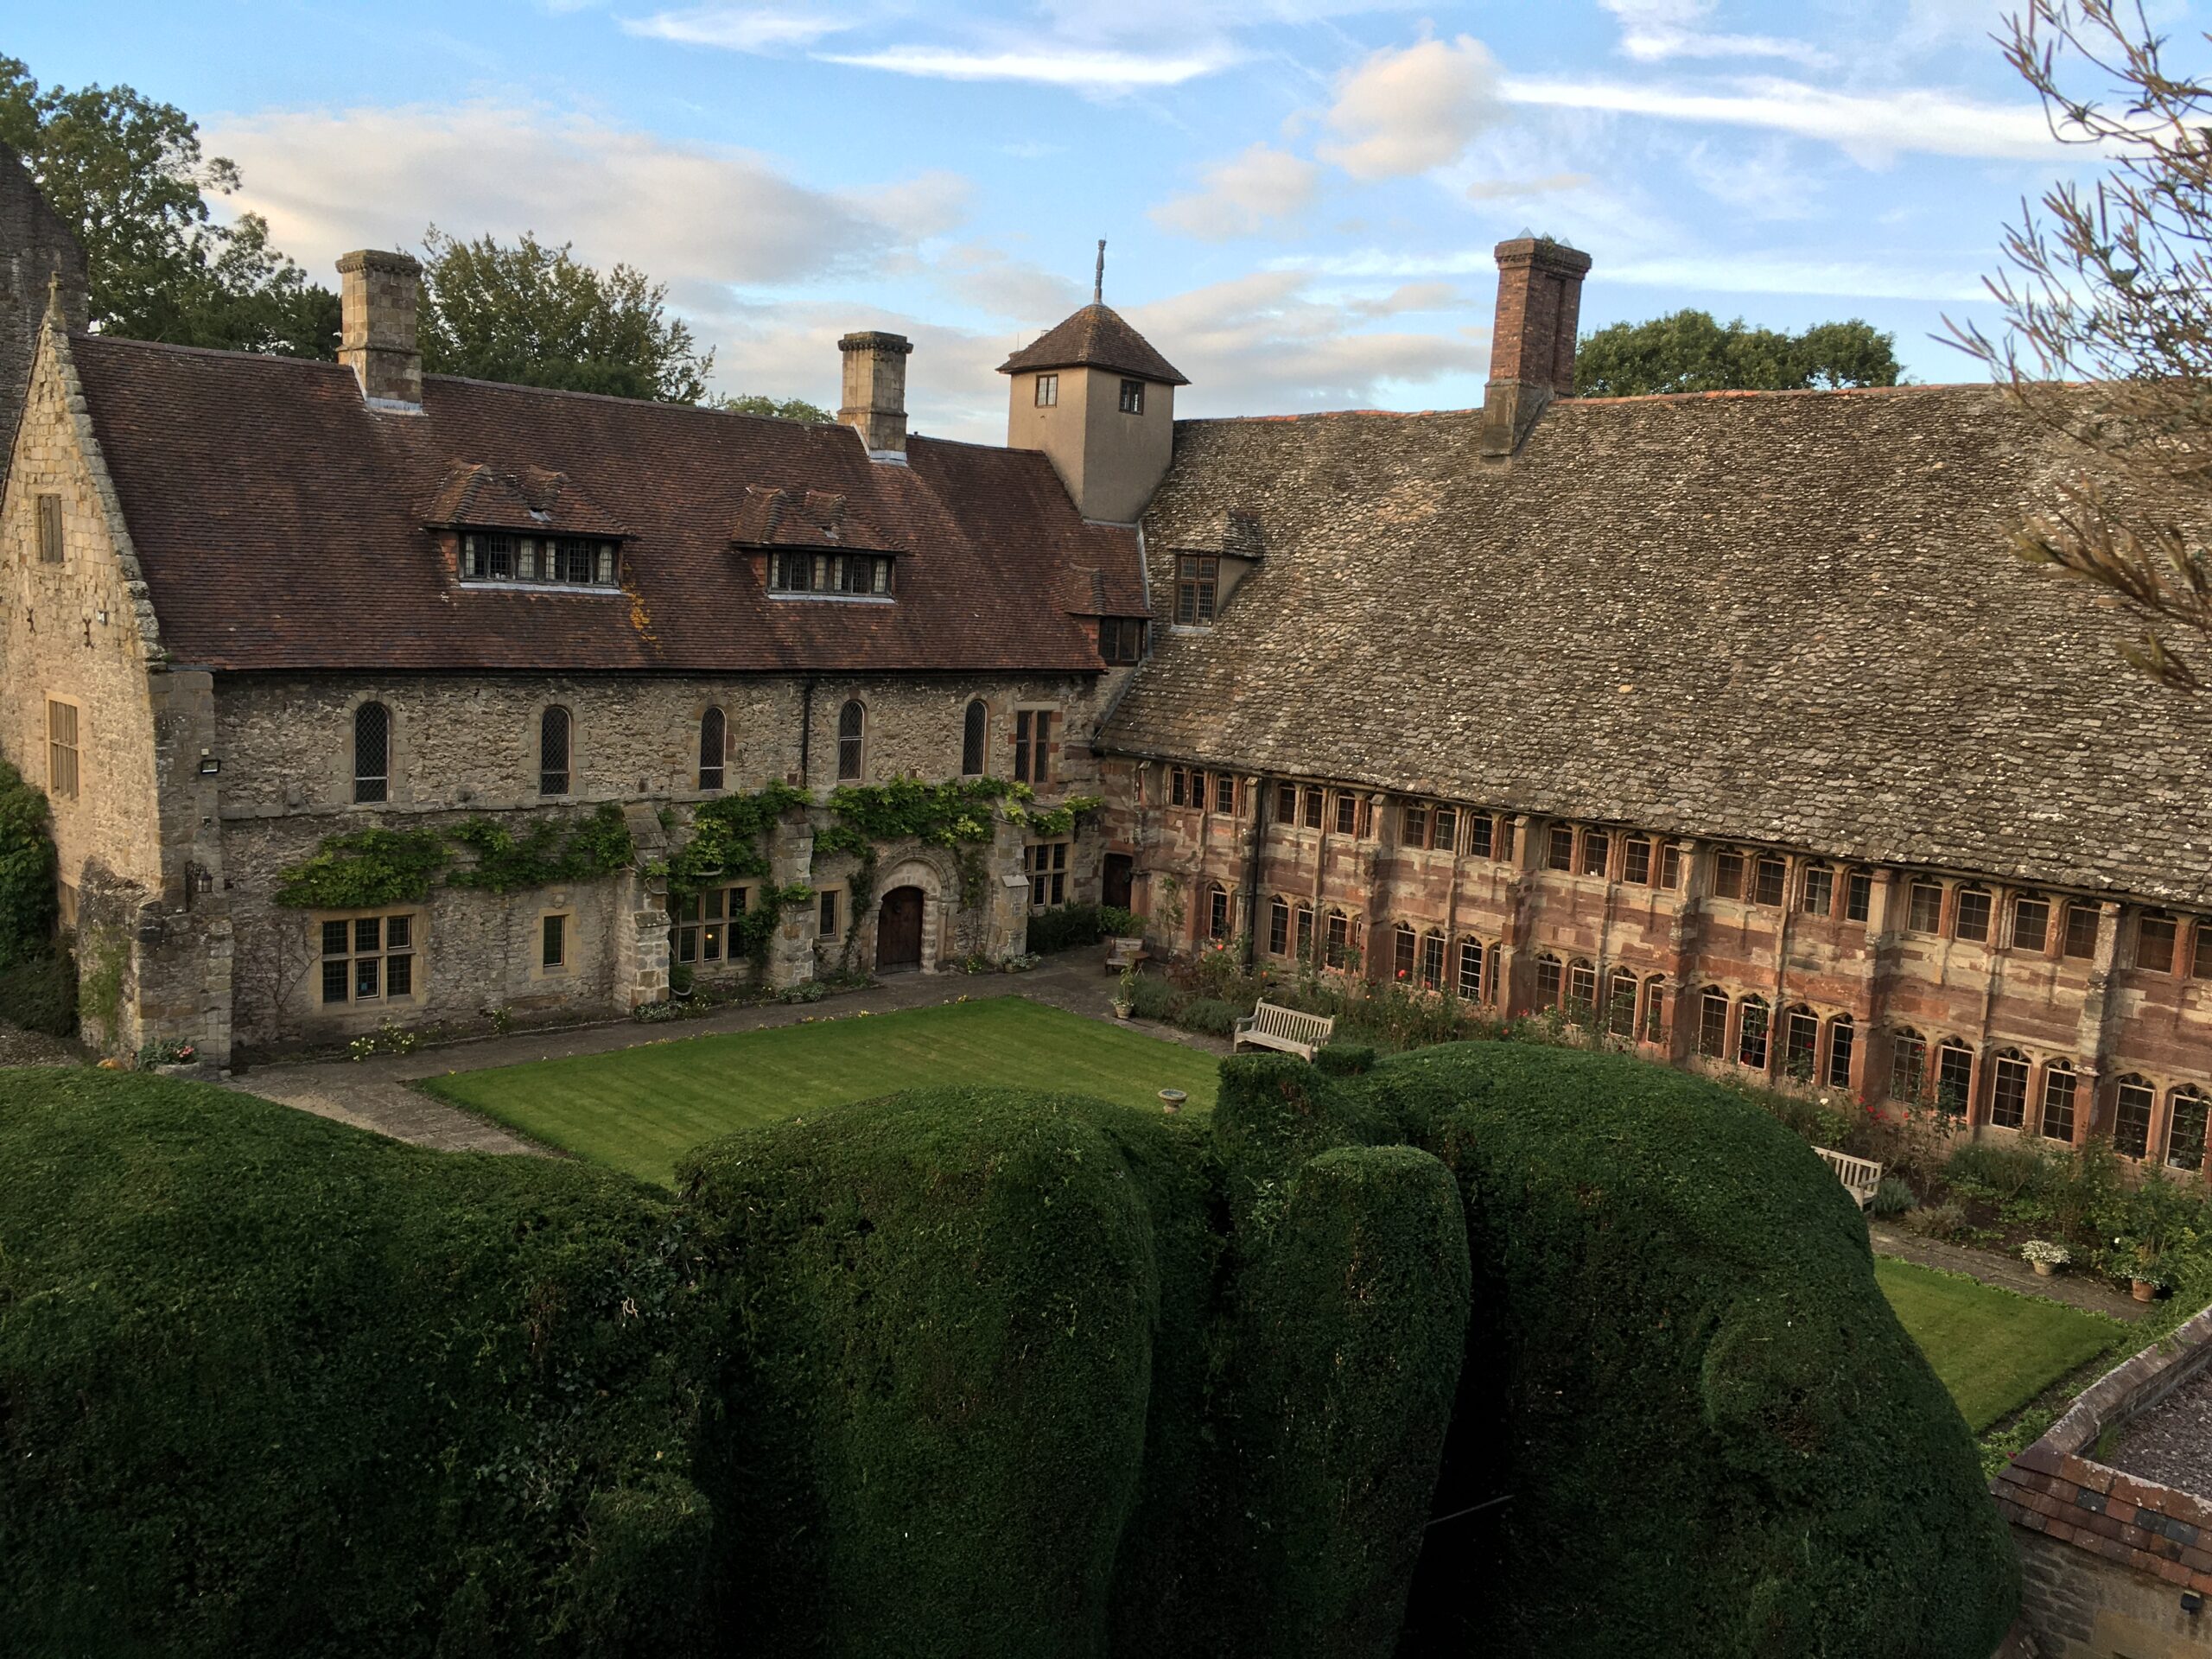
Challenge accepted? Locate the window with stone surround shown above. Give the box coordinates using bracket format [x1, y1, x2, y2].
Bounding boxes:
[539, 705, 571, 796]
[1846, 869, 1872, 922]
[1208, 884, 1230, 944]
[2135, 911, 2178, 973]
[1432, 805, 1458, 852]
[1954, 887, 1993, 945]
[1535, 953, 1563, 1008]
[1268, 897, 1289, 956]
[2040, 1062, 2079, 1141]
[1302, 786, 1324, 830]
[1658, 843, 1681, 889]
[2063, 901, 2101, 959]
[2012, 894, 2050, 954]
[461, 531, 620, 588]
[1906, 880, 1944, 935]
[1567, 959, 1597, 1019]
[1014, 709, 1053, 785]
[1825, 1015, 1854, 1089]
[1325, 909, 1352, 969]
[1211, 771, 1236, 816]
[962, 701, 988, 778]
[2196, 922, 2212, 979]
[352, 702, 390, 804]
[1579, 830, 1610, 879]
[1642, 976, 1667, 1043]
[1783, 1006, 1818, 1079]
[1173, 556, 1217, 626]
[698, 707, 726, 792]
[837, 700, 866, 783]
[1736, 996, 1770, 1070]
[1459, 938, 1485, 1001]
[1989, 1051, 2030, 1129]
[1402, 801, 1428, 846]
[2167, 1087, 2209, 1173]
[1393, 924, 1416, 982]
[1889, 1028, 1928, 1103]
[1800, 865, 1834, 918]
[2114, 1075, 2155, 1160]
[1606, 969, 1639, 1036]
[769, 550, 892, 597]
[1334, 791, 1368, 837]
[1276, 782, 1298, 822]
[35, 493, 62, 563]
[1419, 931, 1444, 989]
[1935, 1039, 1974, 1117]
[1713, 850, 1746, 901]
[318, 911, 420, 1007]
[1295, 903, 1314, 963]
[1623, 835, 1652, 886]
[1468, 813, 1494, 859]
[1027, 840, 1070, 909]
[1752, 856, 1786, 907]
[538, 911, 573, 976]
[1547, 824, 1575, 873]
[818, 886, 843, 941]
[45, 700, 78, 802]
[1697, 988, 1729, 1058]
[669, 885, 752, 966]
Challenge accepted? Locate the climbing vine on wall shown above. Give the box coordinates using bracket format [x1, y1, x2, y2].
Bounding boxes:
[274, 828, 453, 910]
[274, 807, 634, 909]
[448, 804, 637, 895]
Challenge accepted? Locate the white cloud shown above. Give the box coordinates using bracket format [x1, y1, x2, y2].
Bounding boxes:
[620, 5, 849, 50]
[1319, 35, 1505, 180]
[1681, 138, 1818, 219]
[1598, 0, 1830, 67]
[1152, 143, 1321, 240]
[208, 102, 957, 287]
[1500, 73, 2064, 162]
[933, 242, 1089, 323]
[817, 44, 1235, 87]
[1344, 281, 1462, 316]
[1464, 170, 1592, 202]
[1275, 244, 1990, 302]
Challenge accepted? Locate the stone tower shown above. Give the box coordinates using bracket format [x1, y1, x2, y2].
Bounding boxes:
[0, 143, 89, 468]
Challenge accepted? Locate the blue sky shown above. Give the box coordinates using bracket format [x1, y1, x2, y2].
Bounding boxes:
[8, 0, 2177, 439]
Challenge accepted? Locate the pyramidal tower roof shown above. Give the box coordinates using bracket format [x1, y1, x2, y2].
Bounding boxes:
[997, 303, 1188, 386]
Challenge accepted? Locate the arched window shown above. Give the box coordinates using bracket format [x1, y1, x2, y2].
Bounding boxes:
[2039, 1061, 2078, 1142]
[1824, 1014, 1855, 1090]
[1325, 909, 1351, 969]
[353, 701, 389, 804]
[1888, 1028, 1927, 1104]
[539, 705, 571, 796]
[1458, 937, 1485, 1001]
[1567, 958, 1597, 1019]
[1268, 896, 1290, 957]
[1295, 903, 1315, 963]
[1737, 995, 1770, 1071]
[1934, 1039, 1974, 1118]
[961, 699, 988, 777]
[1641, 976, 1667, 1044]
[1208, 884, 1231, 944]
[2166, 1086, 2209, 1173]
[1605, 968, 1639, 1036]
[1988, 1050, 2031, 1129]
[836, 700, 865, 782]
[1782, 1004, 1819, 1080]
[698, 706, 726, 791]
[1534, 952, 1563, 1007]
[1420, 931, 1445, 990]
[1697, 988, 1729, 1058]
[2113, 1075, 2155, 1160]
[1393, 923, 1416, 982]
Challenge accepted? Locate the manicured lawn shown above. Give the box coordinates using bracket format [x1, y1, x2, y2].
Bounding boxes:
[1876, 1257, 2123, 1433]
[420, 995, 1222, 1185]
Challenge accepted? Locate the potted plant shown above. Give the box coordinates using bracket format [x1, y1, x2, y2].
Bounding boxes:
[2021, 1239, 2069, 1278]
[2131, 1252, 2170, 1304]
[1111, 966, 1138, 1020]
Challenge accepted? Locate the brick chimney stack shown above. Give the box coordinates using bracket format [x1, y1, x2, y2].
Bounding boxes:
[1479, 235, 1592, 458]
[838, 330, 913, 459]
[337, 249, 423, 409]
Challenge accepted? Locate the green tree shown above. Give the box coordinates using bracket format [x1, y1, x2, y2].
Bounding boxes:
[0, 56, 335, 356]
[1575, 309, 1900, 397]
[716, 393, 835, 423]
[418, 226, 714, 404]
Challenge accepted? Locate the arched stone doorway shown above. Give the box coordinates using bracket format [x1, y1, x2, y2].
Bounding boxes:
[877, 885, 925, 974]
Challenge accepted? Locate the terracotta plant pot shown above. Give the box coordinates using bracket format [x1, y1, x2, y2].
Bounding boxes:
[2032, 1261, 2056, 1278]
[1111, 1001, 1132, 1020]
[2133, 1279, 2159, 1303]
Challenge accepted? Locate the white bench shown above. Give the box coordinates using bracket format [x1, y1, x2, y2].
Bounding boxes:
[1232, 1001, 1337, 1062]
[1816, 1147, 1884, 1210]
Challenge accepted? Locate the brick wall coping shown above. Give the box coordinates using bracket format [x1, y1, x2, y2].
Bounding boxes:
[1991, 1302, 2212, 1594]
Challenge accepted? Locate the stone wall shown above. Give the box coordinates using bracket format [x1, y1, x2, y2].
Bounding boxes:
[1098, 755, 2212, 1143]
[0, 145, 86, 461]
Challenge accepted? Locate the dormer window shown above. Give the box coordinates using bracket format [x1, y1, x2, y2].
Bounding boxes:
[769, 550, 893, 597]
[461, 531, 620, 588]
[1119, 378, 1145, 415]
[1099, 618, 1147, 664]
[1174, 556, 1217, 626]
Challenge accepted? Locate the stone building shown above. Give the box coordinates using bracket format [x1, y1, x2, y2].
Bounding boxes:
[4, 154, 2212, 1150]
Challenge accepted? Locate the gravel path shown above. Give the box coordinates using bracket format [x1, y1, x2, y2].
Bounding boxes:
[2107, 1362, 2212, 1495]
[0, 1022, 86, 1067]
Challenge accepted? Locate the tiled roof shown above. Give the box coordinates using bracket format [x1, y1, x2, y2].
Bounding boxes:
[729, 486, 902, 553]
[1100, 386, 2212, 908]
[423, 463, 626, 537]
[998, 304, 1189, 386]
[68, 335, 1142, 674]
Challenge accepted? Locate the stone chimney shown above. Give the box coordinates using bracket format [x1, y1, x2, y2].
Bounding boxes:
[1479, 235, 1592, 458]
[1, 142, 88, 462]
[337, 249, 423, 409]
[838, 330, 913, 458]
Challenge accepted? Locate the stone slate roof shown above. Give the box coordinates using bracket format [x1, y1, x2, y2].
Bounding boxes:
[68, 334, 1142, 675]
[998, 304, 1188, 386]
[422, 463, 627, 538]
[1100, 386, 2212, 908]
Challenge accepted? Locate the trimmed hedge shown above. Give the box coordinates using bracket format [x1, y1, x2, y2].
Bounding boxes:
[1376, 1042, 2018, 1659]
[0, 1068, 715, 1657]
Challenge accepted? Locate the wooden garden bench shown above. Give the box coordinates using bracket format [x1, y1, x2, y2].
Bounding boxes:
[1104, 937, 1148, 973]
[1815, 1147, 1883, 1210]
[1232, 1001, 1336, 1062]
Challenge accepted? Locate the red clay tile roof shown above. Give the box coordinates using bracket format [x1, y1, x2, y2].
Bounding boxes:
[69, 335, 1147, 673]
[728, 485, 902, 553]
[998, 304, 1188, 386]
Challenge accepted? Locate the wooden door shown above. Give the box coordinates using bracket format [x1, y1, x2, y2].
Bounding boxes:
[1103, 853, 1134, 912]
[877, 886, 925, 973]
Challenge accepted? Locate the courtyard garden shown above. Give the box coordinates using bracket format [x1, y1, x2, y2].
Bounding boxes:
[419, 995, 1221, 1185]
[1873, 1258, 2122, 1433]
